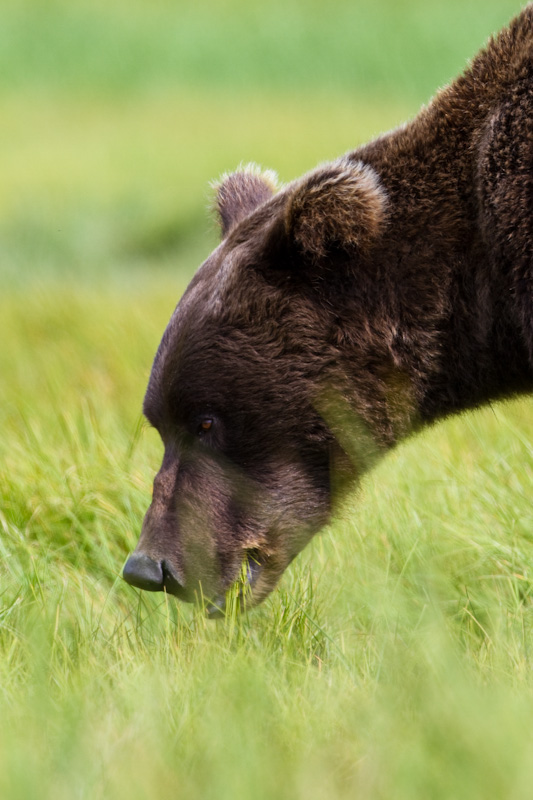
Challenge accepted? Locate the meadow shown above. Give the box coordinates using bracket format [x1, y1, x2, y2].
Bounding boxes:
[1, 1, 533, 797]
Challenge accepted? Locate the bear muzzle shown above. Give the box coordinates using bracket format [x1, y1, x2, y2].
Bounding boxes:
[122, 546, 268, 613]
[122, 552, 188, 600]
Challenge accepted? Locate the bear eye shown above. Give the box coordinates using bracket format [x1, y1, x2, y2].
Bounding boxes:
[197, 418, 214, 437]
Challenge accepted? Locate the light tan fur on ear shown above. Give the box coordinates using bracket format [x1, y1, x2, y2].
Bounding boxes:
[213, 163, 279, 238]
[285, 159, 388, 260]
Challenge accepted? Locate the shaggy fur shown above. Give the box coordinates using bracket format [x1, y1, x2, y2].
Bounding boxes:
[124, 7, 533, 611]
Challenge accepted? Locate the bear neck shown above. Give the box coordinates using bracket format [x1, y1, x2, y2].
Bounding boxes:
[331, 270, 532, 461]
[332, 7, 533, 449]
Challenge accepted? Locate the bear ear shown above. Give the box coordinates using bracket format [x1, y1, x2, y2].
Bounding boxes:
[213, 164, 279, 238]
[281, 159, 388, 261]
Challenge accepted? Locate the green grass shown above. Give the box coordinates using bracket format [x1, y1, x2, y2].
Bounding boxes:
[2, 1, 533, 797]
[2, 287, 533, 798]
[0, 90, 408, 286]
[0, 0, 521, 100]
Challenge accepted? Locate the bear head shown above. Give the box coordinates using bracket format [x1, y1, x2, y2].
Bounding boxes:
[123, 159, 389, 613]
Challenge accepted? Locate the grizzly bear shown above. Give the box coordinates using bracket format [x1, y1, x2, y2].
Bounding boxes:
[123, 7, 533, 614]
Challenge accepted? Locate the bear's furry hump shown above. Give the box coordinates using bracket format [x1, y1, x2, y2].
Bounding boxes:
[334, 4, 533, 423]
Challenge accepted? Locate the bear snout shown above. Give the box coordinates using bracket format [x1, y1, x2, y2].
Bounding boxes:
[123, 552, 187, 599]
[123, 552, 163, 591]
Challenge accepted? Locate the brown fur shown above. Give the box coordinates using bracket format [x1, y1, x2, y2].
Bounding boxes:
[124, 7, 533, 613]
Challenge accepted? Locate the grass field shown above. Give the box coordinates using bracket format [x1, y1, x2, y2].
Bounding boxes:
[2, 1, 533, 798]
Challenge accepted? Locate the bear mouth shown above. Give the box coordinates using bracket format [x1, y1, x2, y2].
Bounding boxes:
[206, 548, 264, 618]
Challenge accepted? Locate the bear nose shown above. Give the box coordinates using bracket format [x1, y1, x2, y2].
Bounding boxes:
[123, 552, 164, 591]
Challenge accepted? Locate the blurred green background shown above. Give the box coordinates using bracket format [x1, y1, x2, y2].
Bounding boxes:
[1, 0, 521, 285]
[2, 2, 533, 799]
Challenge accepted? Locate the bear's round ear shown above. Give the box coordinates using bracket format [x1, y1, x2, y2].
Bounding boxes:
[280, 159, 388, 262]
[213, 164, 279, 238]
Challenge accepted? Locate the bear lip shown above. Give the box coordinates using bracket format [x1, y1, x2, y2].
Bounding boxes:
[161, 559, 190, 601]
[245, 548, 263, 585]
[206, 549, 264, 618]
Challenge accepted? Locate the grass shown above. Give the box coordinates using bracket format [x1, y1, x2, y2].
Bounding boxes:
[2, 1, 533, 797]
[0, 90, 408, 287]
[0, 0, 517, 98]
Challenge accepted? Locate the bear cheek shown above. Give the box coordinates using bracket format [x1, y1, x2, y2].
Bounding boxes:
[259, 458, 332, 560]
[175, 453, 266, 597]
